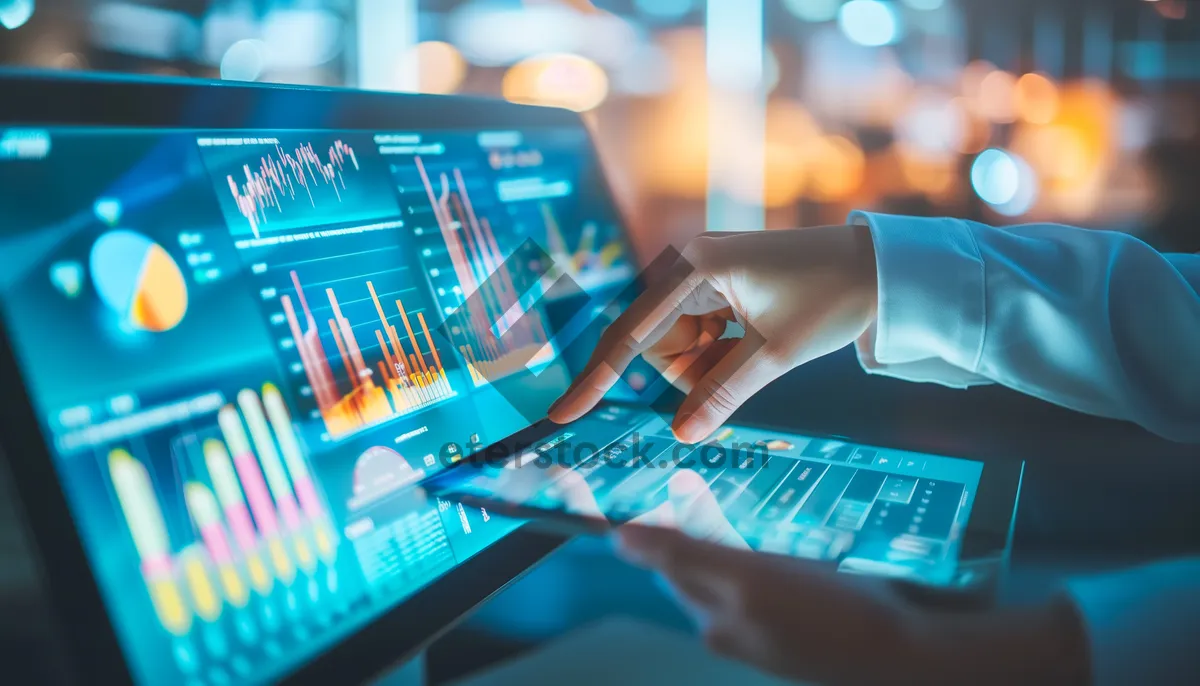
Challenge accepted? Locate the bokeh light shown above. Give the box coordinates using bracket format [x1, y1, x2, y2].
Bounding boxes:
[784, 0, 841, 23]
[0, 0, 33, 30]
[895, 91, 966, 158]
[959, 59, 996, 100]
[838, 0, 900, 48]
[807, 135, 866, 201]
[901, 0, 945, 10]
[972, 148, 1037, 215]
[972, 149, 1019, 205]
[502, 53, 609, 112]
[412, 41, 467, 95]
[220, 38, 267, 82]
[899, 153, 957, 197]
[764, 99, 822, 207]
[634, 28, 709, 199]
[1014, 72, 1060, 125]
[1015, 125, 1089, 184]
[977, 69, 1017, 123]
[261, 8, 343, 69]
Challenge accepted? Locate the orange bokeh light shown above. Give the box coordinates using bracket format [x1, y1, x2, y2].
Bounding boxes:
[806, 135, 865, 202]
[412, 41, 467, 95]
[502, 53, 609, 112]
[1014, 72, 1060, 125]
[977, 69, 1017, 123]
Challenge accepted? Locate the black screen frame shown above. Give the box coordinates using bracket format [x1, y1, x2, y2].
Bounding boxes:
[0, 70, 625, 685]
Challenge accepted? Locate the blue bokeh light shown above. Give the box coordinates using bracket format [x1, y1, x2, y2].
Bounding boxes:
[838, 0, 900, 47]
[0, 0, 34, 30]
[971, 148, 1037, 216]
[220, 39, 267, 82]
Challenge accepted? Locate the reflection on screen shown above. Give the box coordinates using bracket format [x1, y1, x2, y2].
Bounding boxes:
[435, 408, 985, 585]
[0, 126, 633, 685]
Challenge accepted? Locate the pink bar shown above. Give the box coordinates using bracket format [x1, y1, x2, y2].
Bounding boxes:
[223, 502, 258, 553]
[276, 495, 303, 531]
[293, 477, 323, 521]
[233, 452, 278, 536]
[199, 523, 234, 565]
[141, 555, 173, 578]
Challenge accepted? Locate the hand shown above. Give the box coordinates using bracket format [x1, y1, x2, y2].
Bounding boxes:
[614, 526, 1092, 686]
[548, 225, 878, 443]
[630, 469, 748, 550]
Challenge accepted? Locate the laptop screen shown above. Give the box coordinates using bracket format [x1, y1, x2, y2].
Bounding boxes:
[0, 124, 634, 684]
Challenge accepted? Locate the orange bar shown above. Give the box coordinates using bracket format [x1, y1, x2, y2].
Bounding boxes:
[416, 313, 446, 376]
[375, 330, 397, 381]
[369, 281, 409, 367]
[327, 288, 369, 380]
[410, 357, 424, 388]
[328, 318, 357, 386]
[374, 359, 393, 407]
[458, 346, 477, 383]
[464, 345, 485, 383]
[395, 299, 431, 376]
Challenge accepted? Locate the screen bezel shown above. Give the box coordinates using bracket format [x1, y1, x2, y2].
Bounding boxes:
[0, 70, 624, 685]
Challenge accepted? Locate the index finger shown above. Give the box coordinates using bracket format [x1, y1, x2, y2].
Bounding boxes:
[548, 248, 704, 423]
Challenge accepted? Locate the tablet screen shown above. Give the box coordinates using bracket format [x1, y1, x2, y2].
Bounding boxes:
[0, 125, 632, 684]
[429, 407, 986, 586]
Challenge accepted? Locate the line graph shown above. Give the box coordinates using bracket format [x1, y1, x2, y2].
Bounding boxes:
[199, 134, 402, 238]
[228, 140, 358, 238]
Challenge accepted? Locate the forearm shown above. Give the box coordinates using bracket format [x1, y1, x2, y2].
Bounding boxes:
[908, 596, 1091, 686]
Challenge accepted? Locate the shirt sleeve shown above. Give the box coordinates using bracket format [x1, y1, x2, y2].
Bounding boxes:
[848, 210, 1200, 443]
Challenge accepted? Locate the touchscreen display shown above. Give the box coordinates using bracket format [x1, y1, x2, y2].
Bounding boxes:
[432, 407, 985, 585]
[0, 125, 633, 684]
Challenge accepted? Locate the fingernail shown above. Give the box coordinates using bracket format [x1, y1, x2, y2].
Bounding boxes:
[672, 416, 700, 444]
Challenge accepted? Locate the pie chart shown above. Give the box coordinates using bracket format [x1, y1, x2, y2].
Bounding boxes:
[90, 230, 189, 332]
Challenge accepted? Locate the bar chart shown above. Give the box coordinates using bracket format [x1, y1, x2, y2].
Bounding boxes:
[108, 383, 339, 636]
[408, 155, 556, 387]
[281, 270, 459, 439]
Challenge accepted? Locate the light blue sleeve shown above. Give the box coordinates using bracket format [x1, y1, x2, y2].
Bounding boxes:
[847, 211, 1200, 685]
[848, 211, 1200, 443]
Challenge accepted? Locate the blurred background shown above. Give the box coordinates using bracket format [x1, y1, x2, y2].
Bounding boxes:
[3, 0, 1200, 258]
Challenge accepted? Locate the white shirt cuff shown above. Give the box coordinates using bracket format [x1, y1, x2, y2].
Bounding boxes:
[847, 211, 988, 386]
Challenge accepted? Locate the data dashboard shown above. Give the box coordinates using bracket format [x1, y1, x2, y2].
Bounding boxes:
[0, 124, 633, 685]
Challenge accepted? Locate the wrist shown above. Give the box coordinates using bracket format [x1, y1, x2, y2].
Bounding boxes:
[905, 596, 1091, 686]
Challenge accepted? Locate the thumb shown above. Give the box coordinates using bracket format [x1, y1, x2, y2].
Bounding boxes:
[670, 332, 780, 443]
